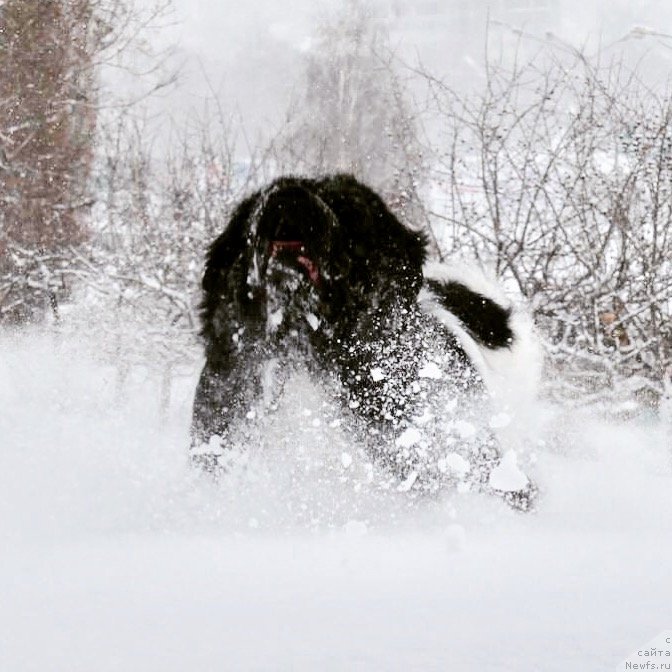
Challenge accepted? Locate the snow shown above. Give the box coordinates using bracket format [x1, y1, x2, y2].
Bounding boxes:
[2, 329, 672, 671]
[396, 471, 419, 492]
[305, 311, 320, 331]
[418, 361, 443, 379]
[489, 411, 512, 429]
[269, 306, 284, 330]
[453, 419, 477, 440]
[395, 426, 423, 448]
[488, 449, 530, 492]
[444, 523, 468, 552]
[370, 366, 386, 382]
[439, 453, 471, 478]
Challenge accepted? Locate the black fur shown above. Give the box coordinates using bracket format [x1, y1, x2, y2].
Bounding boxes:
[426, 279, 514, 349]
[190, 174, 535, 509]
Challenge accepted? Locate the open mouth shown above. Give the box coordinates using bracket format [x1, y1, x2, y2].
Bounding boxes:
[269, 240, 321, 287]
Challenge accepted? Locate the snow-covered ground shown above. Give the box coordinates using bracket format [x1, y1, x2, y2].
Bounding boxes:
[1, 327, 671, 671]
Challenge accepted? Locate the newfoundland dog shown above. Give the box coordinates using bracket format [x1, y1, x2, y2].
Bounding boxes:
[190, 174, 537, 510]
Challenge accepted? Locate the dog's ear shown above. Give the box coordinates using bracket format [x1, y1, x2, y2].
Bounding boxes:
[202, 192, 259, 295]
[199, 191, 260, 341]
[316, 174, 427, 298]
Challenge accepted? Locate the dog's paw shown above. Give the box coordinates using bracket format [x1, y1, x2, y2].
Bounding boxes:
[483, 448, 539, 512]
[190, 451, 225, 476]
[189, 435, 226, 476]
[497, 481, 540, 512]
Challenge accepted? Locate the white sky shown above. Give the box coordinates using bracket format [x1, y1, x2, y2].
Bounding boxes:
[130, 0, 672, 145]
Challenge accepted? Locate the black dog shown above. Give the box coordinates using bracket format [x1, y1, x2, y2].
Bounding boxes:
[190, 174, 536, 509]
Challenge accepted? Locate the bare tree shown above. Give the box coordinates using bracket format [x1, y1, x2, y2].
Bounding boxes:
[0, 0, 170, 323]
[77, 108, 267, 414]
[0, 0, 96, 320]
[421, 47, 672, 411]
[272, 0, 428, 230]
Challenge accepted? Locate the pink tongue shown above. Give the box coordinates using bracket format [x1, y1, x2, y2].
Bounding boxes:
[296, 255, 320, 286]
[269, 240, 321, 287]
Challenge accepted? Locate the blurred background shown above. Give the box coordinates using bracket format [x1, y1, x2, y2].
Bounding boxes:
[2, 0, 672, 414]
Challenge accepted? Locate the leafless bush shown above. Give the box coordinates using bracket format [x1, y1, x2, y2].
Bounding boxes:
[0, 0, 171, 323]
[421, 49, 672, 410]
[71, 110, 270, 411]
[7, 0, 669, 415]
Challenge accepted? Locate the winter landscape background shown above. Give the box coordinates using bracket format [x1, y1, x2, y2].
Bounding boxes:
[1, 1, 672, 670]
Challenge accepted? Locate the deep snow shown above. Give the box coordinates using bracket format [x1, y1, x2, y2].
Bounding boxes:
[1, 327, 671, 671]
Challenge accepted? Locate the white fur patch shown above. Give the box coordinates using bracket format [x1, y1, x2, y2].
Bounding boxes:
[420, 261, 543, 407]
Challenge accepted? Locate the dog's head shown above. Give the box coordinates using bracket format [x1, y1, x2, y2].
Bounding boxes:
[200, 175, 427, 349]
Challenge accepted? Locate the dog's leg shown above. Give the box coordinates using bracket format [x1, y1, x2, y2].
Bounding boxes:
[190, 354, 263, 474]
[190, 344, 292, 475]
[466, 431, 539, 512]
[190, 366, 230, 472]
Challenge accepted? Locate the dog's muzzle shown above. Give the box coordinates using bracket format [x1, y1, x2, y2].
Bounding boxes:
[245, 238, 323, 301]
[245, 184, 340, 294]
[268, 240, 321, 287]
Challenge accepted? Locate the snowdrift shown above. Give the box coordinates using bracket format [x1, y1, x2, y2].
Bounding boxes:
[1, 328, 671, 671]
